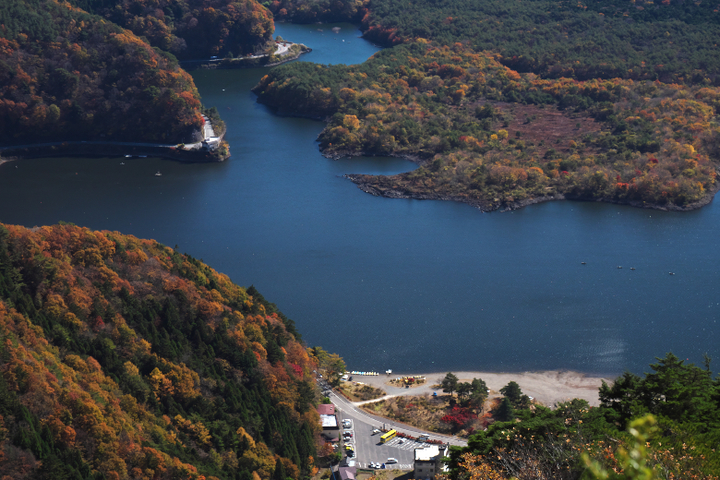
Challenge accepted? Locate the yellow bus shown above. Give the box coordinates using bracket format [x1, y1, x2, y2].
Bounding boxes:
[380, 429, 397, 443]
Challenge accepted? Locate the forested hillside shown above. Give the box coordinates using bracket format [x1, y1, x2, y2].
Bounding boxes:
[359, 0, 720, 85]
[69, 0, 275, 59]
[268, 0, 366, 24]
[0, 223, 321, 479]
[255, 43, 720, 211]
[252, 0, 720, 211]
[0, 0, 205, 144]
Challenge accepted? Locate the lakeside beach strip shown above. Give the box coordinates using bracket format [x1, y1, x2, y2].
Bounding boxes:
[348, 370, 612, 407]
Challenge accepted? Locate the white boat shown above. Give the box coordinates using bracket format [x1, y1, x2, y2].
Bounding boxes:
[155, 171, 162, 177]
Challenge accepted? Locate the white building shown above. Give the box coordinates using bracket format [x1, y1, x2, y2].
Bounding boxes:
[414, 444, 449, 480]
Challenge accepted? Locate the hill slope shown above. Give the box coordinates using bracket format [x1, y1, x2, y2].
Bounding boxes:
[70, 0, 275, 60]
[0, 223, 320, 479]
[0, 0, 207, 145]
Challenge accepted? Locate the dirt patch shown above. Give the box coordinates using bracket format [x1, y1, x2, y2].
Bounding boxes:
[338, 382, 386, 402]
[483, 101, 605, 157]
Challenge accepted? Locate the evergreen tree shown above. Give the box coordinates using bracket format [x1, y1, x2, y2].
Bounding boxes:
[500, 381, 530, 409]
[441, 372, 459, 395]
[493, 397, 515, 422]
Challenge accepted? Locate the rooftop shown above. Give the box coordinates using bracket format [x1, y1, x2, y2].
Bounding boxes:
[415, 445, 446, 462]
[320, 414, 338, 428]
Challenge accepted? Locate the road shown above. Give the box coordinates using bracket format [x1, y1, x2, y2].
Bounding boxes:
[1, 115, 220, 155]
[327, 388, 467, 471]
[0, 140, 178, 152]
[185, 115, 220, 150]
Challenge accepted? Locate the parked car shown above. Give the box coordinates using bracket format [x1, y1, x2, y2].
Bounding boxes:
[372, 429, 381, 435]
[343, 432, 353, 438]
[386, 458, 398, 464]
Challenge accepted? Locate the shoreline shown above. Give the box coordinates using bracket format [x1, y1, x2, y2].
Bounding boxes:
[0, 141, 229, 163]
[345, 172, 720, 213]
[184, 43, 311, 70]
[321, 146, 720, 214]
[347, 369, 614, 408]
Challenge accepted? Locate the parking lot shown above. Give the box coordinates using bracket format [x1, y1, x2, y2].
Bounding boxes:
[321, 377, 464, 472]
[339, 412, 419, 471]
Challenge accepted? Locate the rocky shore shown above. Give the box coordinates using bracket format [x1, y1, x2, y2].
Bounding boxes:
[344, 171, 720, 213]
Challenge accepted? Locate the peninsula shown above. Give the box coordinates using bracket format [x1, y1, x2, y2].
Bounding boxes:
[254, 43, 720, 212]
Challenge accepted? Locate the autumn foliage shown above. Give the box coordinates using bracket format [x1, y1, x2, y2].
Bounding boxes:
[358, 0, 720, 85]
[94, 0, 275, 59]
[255, 42, 720, 211]
[0, 223, 320, 479]
[440, 406, 475, 431]
[0, 0, 206, 145]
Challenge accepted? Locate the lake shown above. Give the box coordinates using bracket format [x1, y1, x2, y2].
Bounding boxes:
[0, 23, 718, 377]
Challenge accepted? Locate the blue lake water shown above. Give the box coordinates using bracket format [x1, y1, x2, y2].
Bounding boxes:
[0, 23, 718, 377]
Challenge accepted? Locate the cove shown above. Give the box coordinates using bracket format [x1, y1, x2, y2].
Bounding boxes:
[0, 23, 718, 377]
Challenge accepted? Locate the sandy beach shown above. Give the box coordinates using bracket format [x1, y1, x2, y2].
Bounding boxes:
[350, 370, 613, 407]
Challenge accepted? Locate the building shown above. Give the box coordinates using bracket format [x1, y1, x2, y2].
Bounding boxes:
[337, 465, 356, 480]
[317, 403, 338, 430]
[414, 444, 449, 480]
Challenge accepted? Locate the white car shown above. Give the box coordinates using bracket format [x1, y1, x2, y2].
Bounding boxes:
[386, 458, 398, 464]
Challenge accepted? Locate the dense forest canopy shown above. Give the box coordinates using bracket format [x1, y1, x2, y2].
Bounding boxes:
[254, 43, 720, 211]
[0, 223, 323, 479]
[267, 0, 366, 24]
[69, 0, 275, 59]
[359, 0, 720, 85]
[0, 0, 205, 144]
